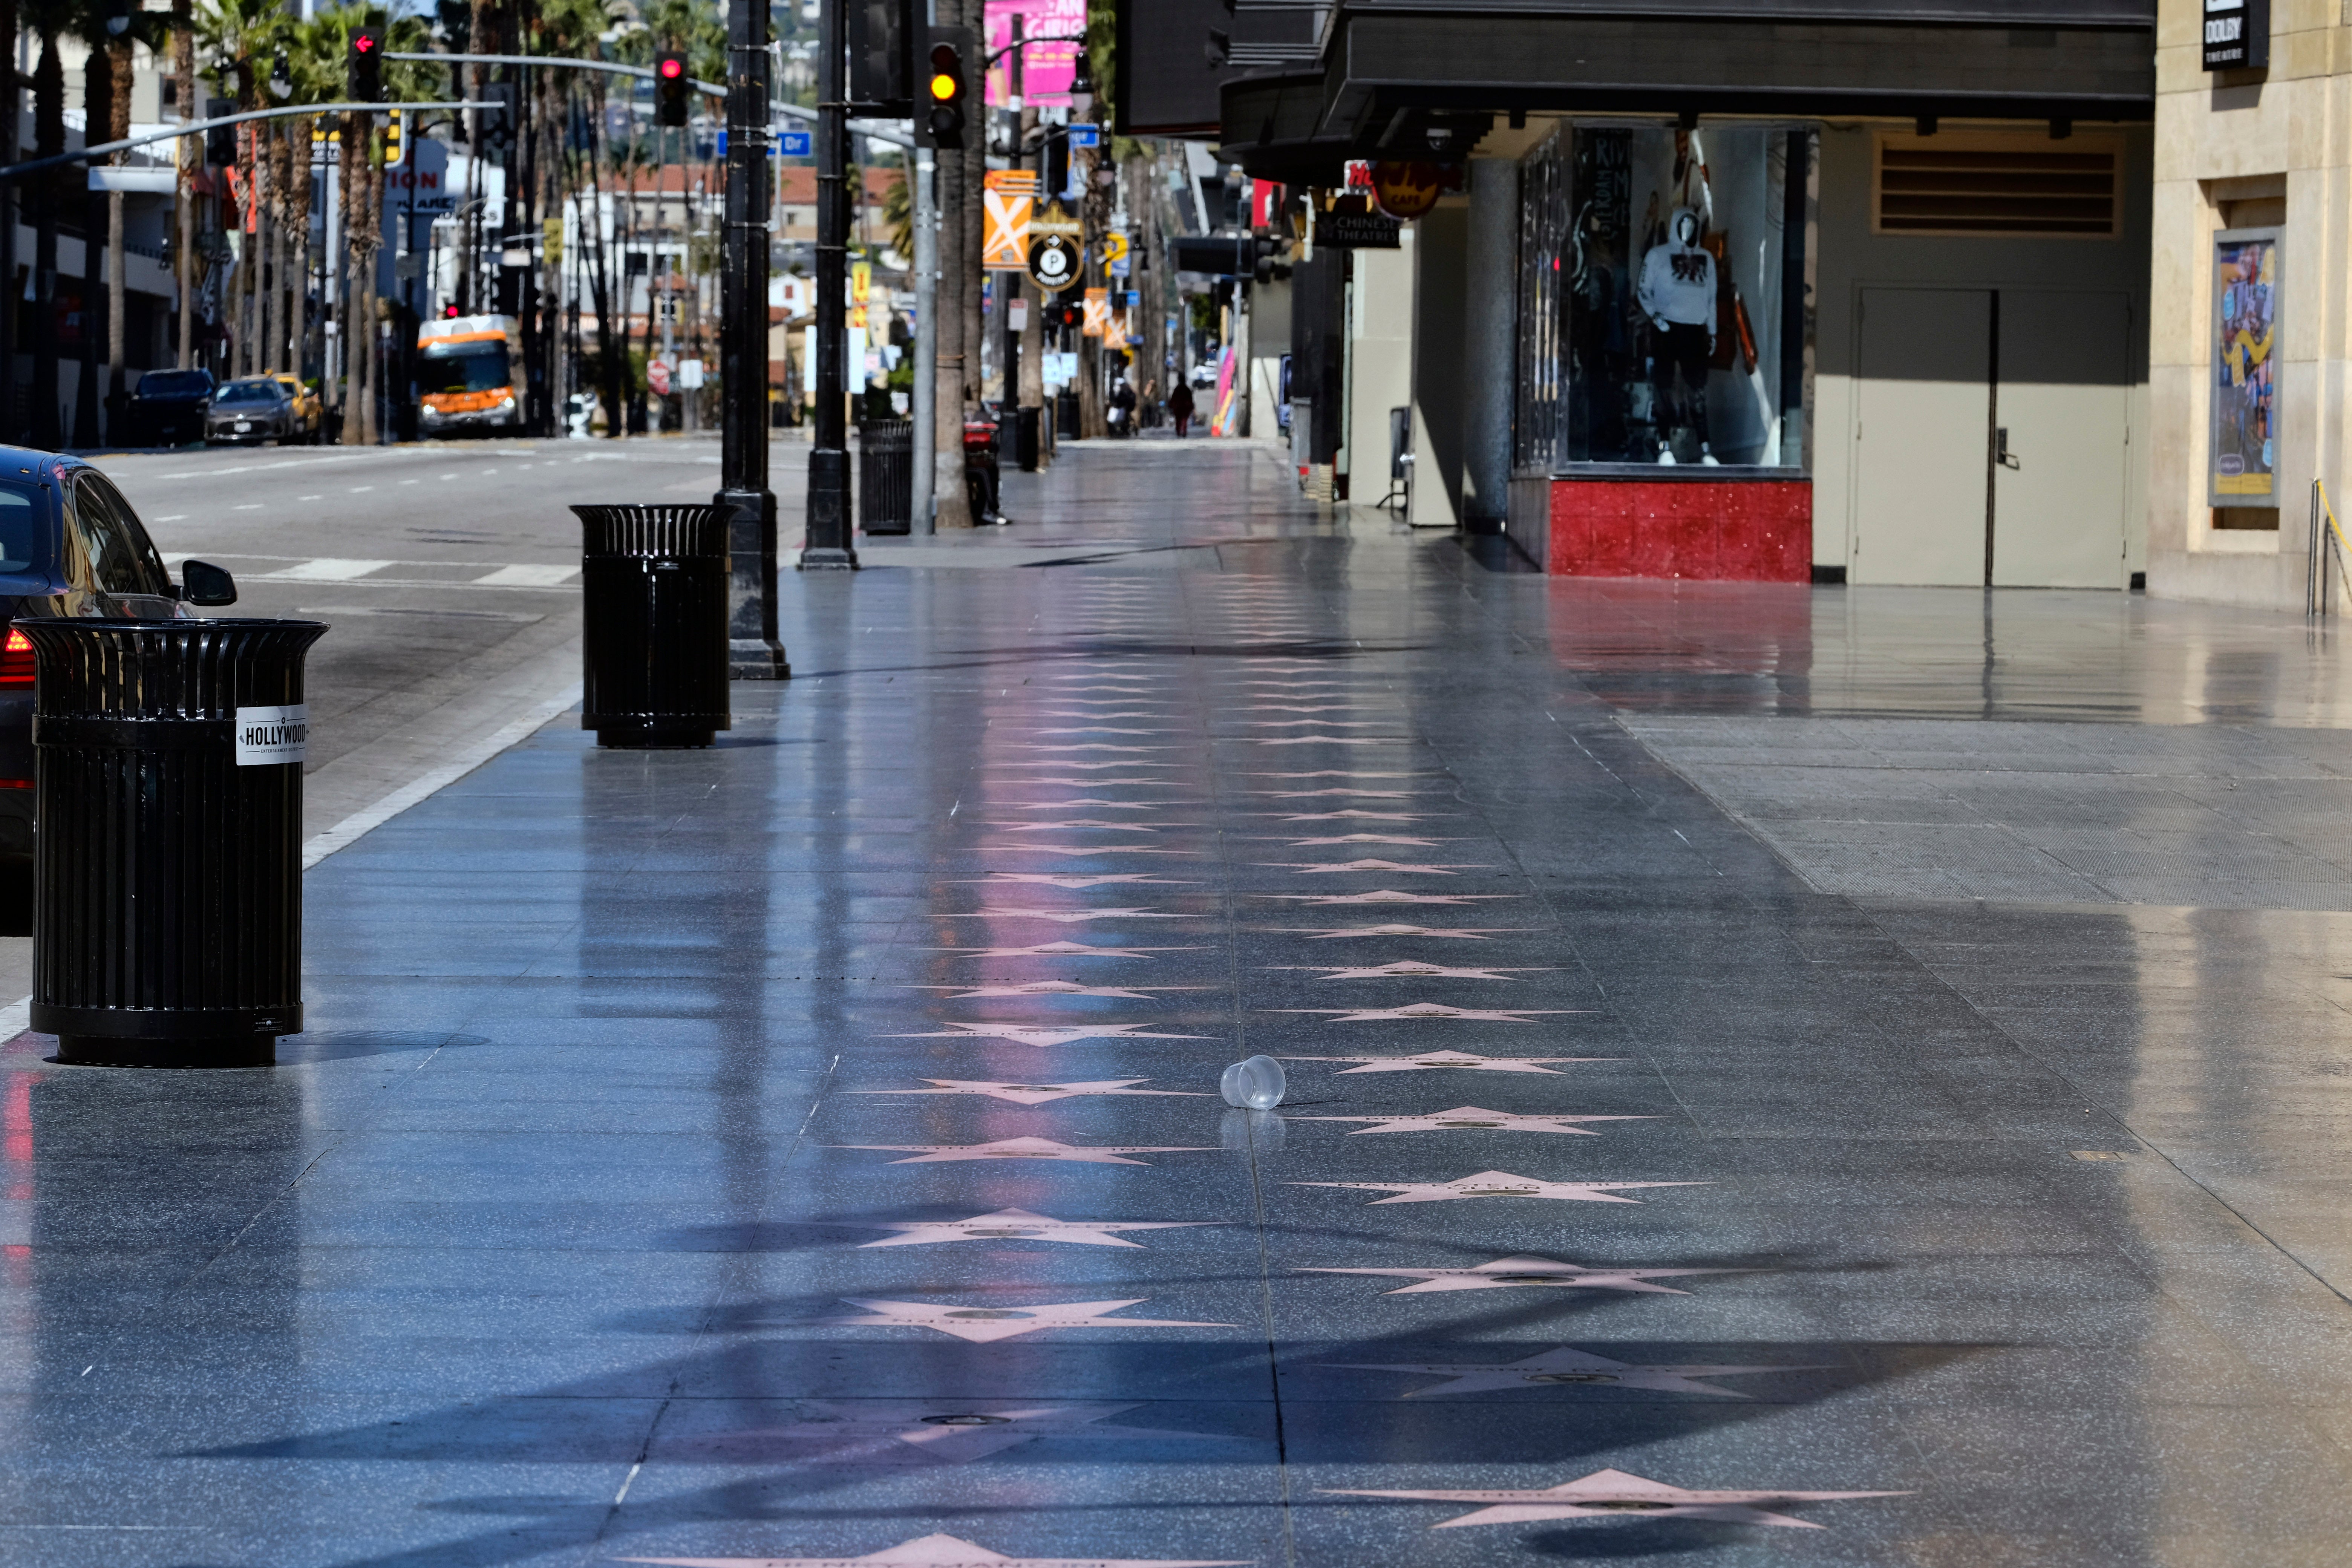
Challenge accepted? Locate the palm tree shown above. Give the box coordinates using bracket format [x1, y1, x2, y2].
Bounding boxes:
[22, 0, 71, 446]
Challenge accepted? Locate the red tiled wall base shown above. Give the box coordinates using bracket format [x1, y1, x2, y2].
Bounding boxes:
[1547, 479, 1812, 582]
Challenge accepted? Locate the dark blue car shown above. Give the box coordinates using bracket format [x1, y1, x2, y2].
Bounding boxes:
[0, 448, 238, 868]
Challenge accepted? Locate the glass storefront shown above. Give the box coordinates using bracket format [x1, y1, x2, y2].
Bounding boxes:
[1517, 122, 1813, 471]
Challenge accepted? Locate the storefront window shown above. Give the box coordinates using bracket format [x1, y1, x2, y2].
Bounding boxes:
[1518, 123, 1811, 470]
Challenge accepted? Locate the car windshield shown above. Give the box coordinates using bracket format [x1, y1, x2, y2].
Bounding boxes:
[214, 381, 281, 406]
[0, 480, 42, 573]
[137, 371, 211, 398]
[420, 342, 512, 395]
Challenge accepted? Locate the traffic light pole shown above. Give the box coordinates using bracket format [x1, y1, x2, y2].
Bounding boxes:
[719, 0, 795, 670]
[801, 0, 855, 568]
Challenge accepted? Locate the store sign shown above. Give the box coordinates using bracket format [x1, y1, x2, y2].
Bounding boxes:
[1029, 233, 1079, 292]
[2209, 228, 2280, 507]
[1319, 209, 1402, 249]
[1370, 161, 1444, 220]
[2203, 0, 2269, 71]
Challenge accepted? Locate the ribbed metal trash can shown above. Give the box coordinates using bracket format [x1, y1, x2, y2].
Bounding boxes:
[858, 419, 914, 534]
[571, 503, 730, 749]
[20, 617, 327, 1067]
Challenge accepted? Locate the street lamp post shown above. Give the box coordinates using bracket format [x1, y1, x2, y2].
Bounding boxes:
[719, 0, 793, 672]
[801, 0, 856, 569]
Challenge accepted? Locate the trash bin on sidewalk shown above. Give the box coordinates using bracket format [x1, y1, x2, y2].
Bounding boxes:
[858, 418, 914, 534]
[571, 504, 731, 750]
[1015, 406, 1040, 472]
[20, 617, 327, 1067]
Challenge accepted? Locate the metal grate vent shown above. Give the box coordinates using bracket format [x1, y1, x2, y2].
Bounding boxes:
[1875, 143, 2119, 237]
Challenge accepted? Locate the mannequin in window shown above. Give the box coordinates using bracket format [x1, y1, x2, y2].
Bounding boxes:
[1635, 206, 1719, 464]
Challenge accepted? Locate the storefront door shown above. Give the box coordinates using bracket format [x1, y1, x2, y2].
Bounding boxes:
[1991, 291, 2132, 588]
[1852, 286, 2131, 587]
[1853, 288, 1992, 586]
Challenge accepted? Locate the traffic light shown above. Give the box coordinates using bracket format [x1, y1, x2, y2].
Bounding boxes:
[104, 0, 129, 37]
[847, 0, 915, 116]
[268, 50, 292, 101]
[348, 27, 383, 102]
[654, 53, 689, 127]
[924, 37, 965, 148]
[204, 97, 235, 167]
[482, 80, 516, 158]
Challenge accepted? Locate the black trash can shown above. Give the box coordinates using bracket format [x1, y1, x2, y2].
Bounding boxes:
[20, 617, 327, 1068]
[571, 503, 730, 749]
[1057, 389, 1080, 439]
[1015, 406, 1040, 472]
[858, 418, 914, 534]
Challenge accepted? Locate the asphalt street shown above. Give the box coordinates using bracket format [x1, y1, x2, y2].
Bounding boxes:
[0, 432, 807, 1006]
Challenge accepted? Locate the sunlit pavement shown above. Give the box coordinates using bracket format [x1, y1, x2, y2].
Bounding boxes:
[7, 440, 2352, 1564]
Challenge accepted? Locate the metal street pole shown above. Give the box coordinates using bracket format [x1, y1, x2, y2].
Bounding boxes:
[802, 0, 855, 567]
[719, 0, 791, 673]
[911, 147, 936, 534]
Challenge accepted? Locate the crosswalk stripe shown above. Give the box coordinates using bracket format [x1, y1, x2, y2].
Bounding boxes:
[249, 558, 397, 582]
[470, 564, 580, 587]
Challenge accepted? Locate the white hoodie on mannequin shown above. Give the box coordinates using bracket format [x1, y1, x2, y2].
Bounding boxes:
[1637, 208, 1717, 341]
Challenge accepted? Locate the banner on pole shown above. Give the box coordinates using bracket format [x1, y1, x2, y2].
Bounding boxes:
[1082, 286, 1109, 338]
[983, 185, 1034, 270]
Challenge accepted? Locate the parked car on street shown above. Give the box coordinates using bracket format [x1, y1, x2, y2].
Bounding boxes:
[206, 377, 300, 446]
[0, 448, 239, 873]
[128, 368, 214, 447]
[272, 374, 323, 442]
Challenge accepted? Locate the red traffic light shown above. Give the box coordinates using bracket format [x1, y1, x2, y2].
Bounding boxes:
[352, 33, 375, 54]
[657, 56, 683, 79]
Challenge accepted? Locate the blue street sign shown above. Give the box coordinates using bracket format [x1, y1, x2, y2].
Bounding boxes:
[716, 129, 812, 157]
[1068, 123, 1101, 148]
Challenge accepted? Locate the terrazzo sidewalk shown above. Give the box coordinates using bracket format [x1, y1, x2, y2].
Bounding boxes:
[5, 442, 2352, 1565]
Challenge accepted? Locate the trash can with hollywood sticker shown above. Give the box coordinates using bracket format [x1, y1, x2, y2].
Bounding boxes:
[571, 503, 731, 749]
[20, 616, 327, 1067]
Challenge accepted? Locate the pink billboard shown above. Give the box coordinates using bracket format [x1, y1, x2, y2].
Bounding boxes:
[984, 0, 1087, 108]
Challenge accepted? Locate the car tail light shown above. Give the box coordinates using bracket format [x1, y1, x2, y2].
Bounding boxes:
[0, 628, 31, 689]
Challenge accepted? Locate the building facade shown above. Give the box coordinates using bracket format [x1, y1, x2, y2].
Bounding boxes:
[1169, 0, 2165, 589]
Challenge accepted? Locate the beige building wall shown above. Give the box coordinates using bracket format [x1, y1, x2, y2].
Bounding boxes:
[2150, 0, 2352, 606]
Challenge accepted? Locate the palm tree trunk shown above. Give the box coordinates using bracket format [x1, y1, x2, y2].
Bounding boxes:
[173, 0, 193, 369]
[0, 0, 19, 446]
[73, 41, 111, 447]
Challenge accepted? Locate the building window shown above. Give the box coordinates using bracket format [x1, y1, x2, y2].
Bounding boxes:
[1873, 133, 2120, 238]
[1517, 123, 1810, 471]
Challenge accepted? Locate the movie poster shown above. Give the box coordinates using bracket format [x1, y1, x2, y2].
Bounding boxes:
[2210, 230, 2280, 506]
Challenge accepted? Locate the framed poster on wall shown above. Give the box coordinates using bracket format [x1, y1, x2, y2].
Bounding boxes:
[2210, 227, 2280, 508]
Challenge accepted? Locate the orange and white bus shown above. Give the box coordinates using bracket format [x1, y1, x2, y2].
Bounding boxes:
[416, 314, 522, 435]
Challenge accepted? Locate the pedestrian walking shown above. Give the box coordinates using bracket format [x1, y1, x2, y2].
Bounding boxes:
[1169, 380, 1196, 438]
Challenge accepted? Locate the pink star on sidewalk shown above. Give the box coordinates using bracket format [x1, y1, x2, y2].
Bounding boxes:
[844, 1207, 1224, 1248]
[699, 1400, 1239, 1464]
[888, 1022, 1210, 1046]
[1282, 1051, 1626, 1075]
[1256, 859, 1485, 874]
[851, 1078, 1211, 1106]
[1286, 1170, 1708, 1205]
[620, 1532, 1251, 1567]
[1269, 923, 1531, 939]
[1252, 735, 1411, 746]
[1256, 808, 1444, 822]
[932, 941, 1202, 959]
[979, 844, 1197, 858]
[1289, 1105, 1652, 1136]
[1321, 1466, 1909, 1529]
[1257, 890, 1516, 906]
[1322, 1345, 1833, 1397]
[988, 820, 1189, 832]
[1270, 1002, 1584, 1023]
[967, 873, 1196, 889]
[809, 1297, 1237, 1343]
[1265, 961, 1548, 980]
[919, 981, 1205, 1000]
[1271, 834, 1459, 848]
[833, 1136, 1217, 1166]
[950, 908, 1195, 923]
[1298, 1254, 1750, 1295]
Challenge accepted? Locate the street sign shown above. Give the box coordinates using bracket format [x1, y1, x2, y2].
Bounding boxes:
[778, 127, 812, 156]
[1028, 232, 1079, 292]
[1068, 122, 1100, 148]
[648, 359, 672, 397]
[677, 358, 705, 390]
[1099, 233, 1129, 265]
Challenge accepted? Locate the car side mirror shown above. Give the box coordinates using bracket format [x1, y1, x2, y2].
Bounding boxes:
[180, 559, 237, 606]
